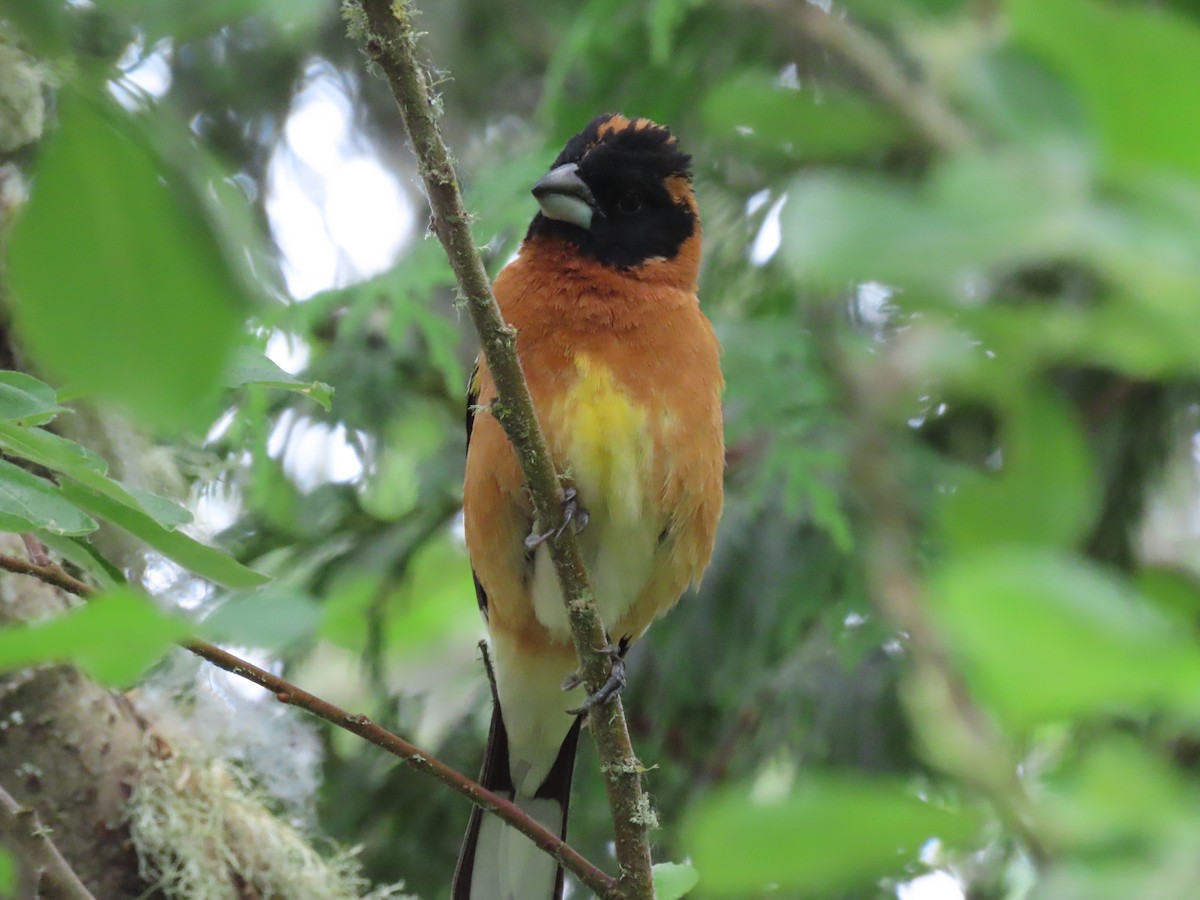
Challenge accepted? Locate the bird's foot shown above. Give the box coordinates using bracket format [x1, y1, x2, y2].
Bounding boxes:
[524, 486, 589, 551]
[563, 636, 631, 715]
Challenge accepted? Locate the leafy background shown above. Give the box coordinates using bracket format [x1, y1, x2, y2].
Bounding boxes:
[3, 0, 1200, 897]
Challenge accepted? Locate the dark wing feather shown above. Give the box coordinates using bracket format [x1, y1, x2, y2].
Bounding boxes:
[466, 359, 490, 619]
[465, 358, 481, 455]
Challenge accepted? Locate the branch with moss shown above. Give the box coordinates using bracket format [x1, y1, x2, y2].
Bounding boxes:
[0, 782, 97, 900]
[350, 1, 656, 895]
[0, 551, 619, 898]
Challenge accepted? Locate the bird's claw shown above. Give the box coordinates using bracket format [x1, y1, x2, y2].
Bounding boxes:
[563, 636, 631, 715]
[524, 486, 589, 551]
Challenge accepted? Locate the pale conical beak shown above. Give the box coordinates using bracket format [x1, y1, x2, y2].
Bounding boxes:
[532, 163, 596, 230]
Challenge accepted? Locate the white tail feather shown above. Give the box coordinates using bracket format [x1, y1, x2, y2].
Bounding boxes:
[470, 796, 563, 900]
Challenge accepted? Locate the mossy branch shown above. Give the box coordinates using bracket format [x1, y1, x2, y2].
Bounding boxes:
[352, 1, 655, 896]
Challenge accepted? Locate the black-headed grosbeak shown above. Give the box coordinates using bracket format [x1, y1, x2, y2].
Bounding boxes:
[453, 114, 724, 900]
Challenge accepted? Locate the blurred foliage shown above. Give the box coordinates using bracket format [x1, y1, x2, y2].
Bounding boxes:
[3, 0, 1200, 898]
[0, 588, 189, 685]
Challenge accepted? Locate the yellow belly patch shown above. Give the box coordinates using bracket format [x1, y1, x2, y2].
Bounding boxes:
[553, 354, 649, 523]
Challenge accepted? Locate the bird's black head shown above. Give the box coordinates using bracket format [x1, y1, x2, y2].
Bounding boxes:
[526, 113, 698, 271]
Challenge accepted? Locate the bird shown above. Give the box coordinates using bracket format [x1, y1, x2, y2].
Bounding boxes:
[453, 113, 724, 900]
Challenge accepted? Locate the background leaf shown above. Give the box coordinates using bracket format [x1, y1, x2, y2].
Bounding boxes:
[939, 391, 1095, 550]
[1011, 0, 1200, 178]
[931, 550, 1200, 726]
[203, 585, 322, 649]
[224, 346, 333, 410]
[58, 482, 267, 589]
[0, 458, 96, 535]
[0, 0, 67, 55]
[652, 862, 700, 900]
[6, 89, 245, 431]
[0, 370, 63, 422]
[0, 421, 192, 529]
[703, 70, 902, 160]
[0, 589, 188, 686]
[686, 776, 979, 895]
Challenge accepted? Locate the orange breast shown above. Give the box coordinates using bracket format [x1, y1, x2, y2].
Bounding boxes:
[464, 238, 725, 653]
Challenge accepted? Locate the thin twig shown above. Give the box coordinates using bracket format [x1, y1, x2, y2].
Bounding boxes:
[0, 550, 92, 596]
[353, 1, 655, 895]
[750, 0, 974, 154]
[0, 781, 97, 900]
[0, 551, 619, 898]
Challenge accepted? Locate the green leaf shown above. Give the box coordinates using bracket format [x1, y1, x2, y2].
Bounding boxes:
[780, 152, 1090, 299]
[0, 371, 63, 422]
[223, 345, 302, 387]
[0, 0, 67, 55]
[203, 585, 322, 649]
[0, 421, 192, 529]
[405, 303, 465, 397]
[120, 484, 192, 530]
[0, 588, 187, 686]
[0, 458, 97, 535]
[1137, 567, 1200, 627]
[704, 70, 902, 160]
[6, 89, 243, 431]
[686, 775, 978, 895]
[320, 535, 476, 652]
[319, 576, 380, 649]
[0, 420, 107, 474]
[931, 549, 1200, 727]
[103, 0, 326, 43]
[1045, 740, 1197, 851]
[383, 536, 478, 649]
[652, 862, 700, 900]
[939, 391, 1095, 550]
[845, 0, 969, 19]
[58, 482, 268, 589]
[1011, 0, 1200, 178]
[224, 346, 333, 411]
[963, 46, 1088, 143]
[0, 848, 12, 894]
[647, 0, 702, 65]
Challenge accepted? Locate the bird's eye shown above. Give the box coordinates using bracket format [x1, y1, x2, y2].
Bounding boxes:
[617, 191, 643, 215]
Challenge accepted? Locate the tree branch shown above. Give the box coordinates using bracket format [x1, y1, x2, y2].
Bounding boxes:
[0, 550, 93, 596]
[0, 551, 619, 898]
[351, 1, 655, 895]
[0, 781, 97, 900]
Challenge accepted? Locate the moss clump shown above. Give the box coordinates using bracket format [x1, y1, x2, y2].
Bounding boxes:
[129, 736, 413, 900]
